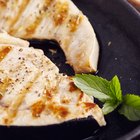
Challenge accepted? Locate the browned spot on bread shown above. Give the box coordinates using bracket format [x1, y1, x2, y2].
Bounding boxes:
[31, 101, 45, 117]
[53, 2, 69, 26]
[25, 0, 54, 37]
[5, 72, 41, 125]
[0, 46, 11, 62]
[78, 92, 84, 101]
[9, 0, 30, 35]
[25, 16, 43, 36]
[0, 77, 12, 99]
[45, 0, 54, 6]
[76, 92, 84, 106]
[0, 0, 7, 7]
[69, 82, 78, 92]
[47, 103, 69, 119]
[3, 118, 9, 125]
[84, 102, 96, 111]
[68, 15, 83, 32]
[45, 90, 53, 101]
[61, 98, 70, 104]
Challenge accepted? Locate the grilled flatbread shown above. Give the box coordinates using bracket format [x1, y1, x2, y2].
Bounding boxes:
[0, 0, 99, 73]
[0, 32, 105, 126]
[0, 30, 29, 47]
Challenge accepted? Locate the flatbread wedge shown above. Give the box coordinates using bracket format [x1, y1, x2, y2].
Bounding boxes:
[0, 31, 105, 126]
[0, 0, 99, 73]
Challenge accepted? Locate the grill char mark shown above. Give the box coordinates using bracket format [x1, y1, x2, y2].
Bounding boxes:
[53, 2, 69, 26]
[25, 0, 54, 37]
[0, 46, 11, 62]
[9, 0, 30, 35]
[0, 77, 12, 99]
[4, 72, 41, 125]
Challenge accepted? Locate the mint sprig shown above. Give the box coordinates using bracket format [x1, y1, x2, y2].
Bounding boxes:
[73, 74, 140, 121]
[119, 94, 140, 121]
[73, 74, 111, 102]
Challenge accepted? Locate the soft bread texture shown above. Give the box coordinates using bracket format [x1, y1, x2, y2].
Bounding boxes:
[0, 32, 105, 126]
[0, 30, 29, 47]
[0, 0, 99, 73]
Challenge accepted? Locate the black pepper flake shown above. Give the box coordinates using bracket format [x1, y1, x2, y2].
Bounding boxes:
[38, 93, 41, 97]
[19, 48, 23, 52]
[15, 79, 19, 82]
[35, 91, 38, 94]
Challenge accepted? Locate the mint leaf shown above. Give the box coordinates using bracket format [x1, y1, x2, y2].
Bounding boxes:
[73, 74, 123, 114]
[109, 75, 123, 102]
[102, 101, 120, 115]
[73, 74, 140, 122]
[119, 94, 140, 121]
[102, 75, 123, 115]
[75, 74, 110, 94]
[73, 74, 140, 121]
[73, 74, 112, 102]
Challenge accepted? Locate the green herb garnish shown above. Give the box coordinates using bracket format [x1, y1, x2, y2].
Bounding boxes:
[73, 74, 140, 121]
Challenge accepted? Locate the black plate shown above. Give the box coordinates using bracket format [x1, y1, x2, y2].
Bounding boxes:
[31, 0, 140, 139]
[1, 0, 140, 140]
[72, 0, 140, 139]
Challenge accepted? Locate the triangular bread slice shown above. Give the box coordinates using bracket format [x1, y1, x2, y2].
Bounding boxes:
[0, 0, 99, 73]
[0, 32, 105, 126]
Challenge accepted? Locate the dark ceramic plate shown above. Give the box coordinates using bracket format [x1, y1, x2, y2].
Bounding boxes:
[73, 0, 140, 139]
[1, 0, 140, 140]
[31, 0, 140, 139]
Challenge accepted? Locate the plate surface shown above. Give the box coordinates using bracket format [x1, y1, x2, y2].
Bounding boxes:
[72, 0, 140, 139]
[32, 0, 140, 139]
[1, 0, 140, 140]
